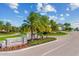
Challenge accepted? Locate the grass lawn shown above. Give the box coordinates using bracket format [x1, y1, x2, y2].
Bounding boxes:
[28, 38, 56, 46]
[44, 31, 67, 36]
[0, 32, 24, 42]
[0, 32, 19, 36]
[0, 35, 22, 42]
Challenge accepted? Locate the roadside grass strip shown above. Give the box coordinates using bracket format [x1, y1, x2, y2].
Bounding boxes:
[0, 34, 22, 42]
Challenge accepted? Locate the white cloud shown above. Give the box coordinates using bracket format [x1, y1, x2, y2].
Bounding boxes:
[45, 5, 56, 12]
[7, 19, 12, 22]
[40, 12, 47, 15]
[37, 3, 43, 12]
[2, 19, 12, 23]
[24, 10, 28, 14]
[14, 10, 19, 13]
[59, 17, 65, 21]
[60, 14, 64, 17]
[8, 3, 19, 10]
[16, 15, 24, 19]
[17, 15, 21, 18]
[37, 3, 56, 13]
[60, 13, 70, 18]
[8, 3, 19, 14]
[69, 3, 79, 11]
[66, 8, 70, 11]
[71, 23, 79, 28]
[66, 13, 70, 16]
[71, 21, 79, 28]
[49, 16, 57, 20]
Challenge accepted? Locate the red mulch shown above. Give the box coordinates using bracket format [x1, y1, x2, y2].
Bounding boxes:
[0, 44, 29, 51]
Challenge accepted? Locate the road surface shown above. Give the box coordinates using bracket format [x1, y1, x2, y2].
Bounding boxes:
[0, 32, 79, 56]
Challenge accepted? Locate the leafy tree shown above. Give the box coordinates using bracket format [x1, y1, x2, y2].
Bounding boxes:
[50, 20, 59, 32]
[23, 12, 51, 40]
[5, 22, 11, 32]
[11, 26, 19, 32]
[64, 23, 72, 31]
[20, 23, 30, 34]
[25, 12, 41, 40]
[40, 15, 51, 32]
[0, 21, 4, 31]
[38, 15, 51, 38]
[74, 27, 79, 31]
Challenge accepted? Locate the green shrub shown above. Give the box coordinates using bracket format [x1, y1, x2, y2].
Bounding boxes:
[28, 38, 56, 46]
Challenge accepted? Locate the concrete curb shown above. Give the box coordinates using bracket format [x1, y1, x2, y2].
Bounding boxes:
[0, 39, 60, 53]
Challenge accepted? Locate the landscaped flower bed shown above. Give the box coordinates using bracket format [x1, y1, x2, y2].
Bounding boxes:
[0, 43, 29, 51]
[28, 38, 56, 46]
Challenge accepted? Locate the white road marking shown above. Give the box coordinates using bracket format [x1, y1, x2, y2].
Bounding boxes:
[41, 41, 69, 56]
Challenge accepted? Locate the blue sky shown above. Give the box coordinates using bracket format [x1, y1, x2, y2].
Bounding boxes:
[0, 3, 79, 28]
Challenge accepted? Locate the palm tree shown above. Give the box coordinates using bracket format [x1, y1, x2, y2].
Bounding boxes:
[24, 12, 41, 40]
[50, 20, 59, 32]
[23, 12, 51, 40]
[39, 15, 51, 38]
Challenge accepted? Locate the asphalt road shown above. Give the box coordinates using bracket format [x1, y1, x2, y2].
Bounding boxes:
[0, 32, 79, 56]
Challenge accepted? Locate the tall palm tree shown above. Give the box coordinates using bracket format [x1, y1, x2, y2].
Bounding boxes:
[25, 12, 41, 40]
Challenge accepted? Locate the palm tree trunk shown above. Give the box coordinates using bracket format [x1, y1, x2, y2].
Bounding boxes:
[37, 35, 38, 39]
[22, 37, 24, 44]
[5, 40, 7, 48]
[31, 26, 33, 40]
[46, 35, 47, 38]
[41, 36, 43, 39]
[34, 34, 36, 39]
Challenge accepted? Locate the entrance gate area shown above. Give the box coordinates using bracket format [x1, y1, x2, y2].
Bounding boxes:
[0, 36, 28, 48]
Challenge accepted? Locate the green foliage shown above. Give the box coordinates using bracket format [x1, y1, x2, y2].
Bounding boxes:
[63, 23, 73, 31]
[0, 21, 19, 33]
[0, 34, 22, 42]
[0, 21, 4, 30]
[50, 20, 59, 31]
[22, 12, 72, 40]
[20, 23, 30, 33]
[4, 22, 11, 32]
[22, 12, 52, 40]
[39, 15, 51, 32]
[28, 38, 56, 46]
[44, 31, 67, 36]
[74, 27, 79, 31]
